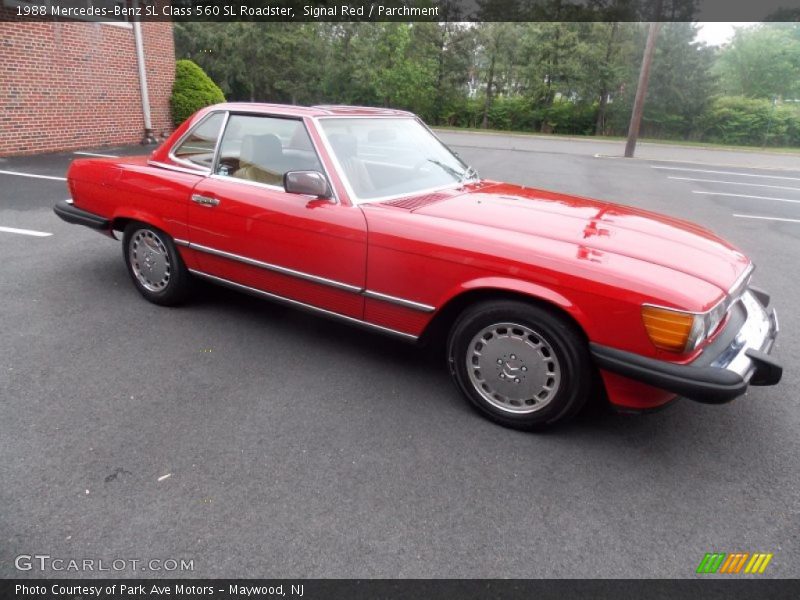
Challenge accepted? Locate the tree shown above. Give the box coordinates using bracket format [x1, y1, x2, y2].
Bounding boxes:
[474, 23, 518, 128]
[257, 23, 327, 105]
[412, 19, 476, 124]
[340, 23, 438, 115]
[607, 23, 717, 140]
[173, 23, 270, 101]
[715, 24, 800, 100]
[581, 22, 638, 135]
[170, 21, 800, 147]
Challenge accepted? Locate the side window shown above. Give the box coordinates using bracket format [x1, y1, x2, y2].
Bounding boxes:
[171, 112, 225, 170]
[215, 115, 323, 188]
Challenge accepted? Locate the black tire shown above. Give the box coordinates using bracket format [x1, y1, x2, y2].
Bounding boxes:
[447, 300, 596, 430]
[122, 222, 191, 306]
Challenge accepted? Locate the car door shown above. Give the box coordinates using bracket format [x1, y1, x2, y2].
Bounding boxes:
[187, 112, 368, 319]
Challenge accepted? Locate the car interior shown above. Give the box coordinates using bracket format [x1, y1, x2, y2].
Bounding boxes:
[215, 116, 323, 187]
[173, 113, 465, 200]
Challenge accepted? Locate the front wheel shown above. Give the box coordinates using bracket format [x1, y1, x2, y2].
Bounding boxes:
[447, 300, 596, 430]
[123, 223, 191, 306]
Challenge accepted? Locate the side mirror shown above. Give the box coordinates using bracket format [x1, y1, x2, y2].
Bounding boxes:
[283, 171, 332, 199]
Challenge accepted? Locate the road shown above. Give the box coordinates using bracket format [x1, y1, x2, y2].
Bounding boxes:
[0, 134, 797, 579]
[437, 128, 800, 170]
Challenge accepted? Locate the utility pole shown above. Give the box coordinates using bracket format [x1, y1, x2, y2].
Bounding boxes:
[624, 22, 661, 158]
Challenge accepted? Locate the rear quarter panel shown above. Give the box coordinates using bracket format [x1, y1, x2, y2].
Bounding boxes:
[68, 157, 201, 264]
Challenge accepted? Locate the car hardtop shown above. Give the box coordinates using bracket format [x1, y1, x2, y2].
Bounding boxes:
[201, 102, 416, 119]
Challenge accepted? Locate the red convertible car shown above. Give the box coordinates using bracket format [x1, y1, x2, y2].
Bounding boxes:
[54, 103, 782, 429]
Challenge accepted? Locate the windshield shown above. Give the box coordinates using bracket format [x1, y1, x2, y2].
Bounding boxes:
[317, 117, 476, 203]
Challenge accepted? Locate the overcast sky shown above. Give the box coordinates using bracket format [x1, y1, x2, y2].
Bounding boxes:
[694, 22, 759, 46]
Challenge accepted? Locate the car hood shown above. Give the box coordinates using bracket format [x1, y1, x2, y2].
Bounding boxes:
[408, 182, 750, 292]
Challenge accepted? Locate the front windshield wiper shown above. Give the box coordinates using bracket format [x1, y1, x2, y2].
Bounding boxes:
[426, 159, 461, 179]
[460, 165, 478, 183]
[426, 159, 478, 184]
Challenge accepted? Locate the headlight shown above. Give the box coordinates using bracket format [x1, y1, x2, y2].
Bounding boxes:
[705, 299, 729, 339]
[642, 264, 753, 353]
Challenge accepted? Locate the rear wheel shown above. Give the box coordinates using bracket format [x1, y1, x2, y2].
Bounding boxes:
[123, 223, 191, 306]
[447, 300, 595, 430]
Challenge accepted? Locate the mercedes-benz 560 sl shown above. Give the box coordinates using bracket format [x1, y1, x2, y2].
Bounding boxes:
[54, 104, 782, 429]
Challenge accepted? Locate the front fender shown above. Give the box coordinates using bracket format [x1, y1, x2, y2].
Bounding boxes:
[438, 276, 596, 340]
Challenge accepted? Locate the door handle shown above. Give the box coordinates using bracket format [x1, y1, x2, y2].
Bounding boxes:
[191, 194, 219, 207]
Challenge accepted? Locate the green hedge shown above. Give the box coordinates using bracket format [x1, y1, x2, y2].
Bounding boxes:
[438, 96, 598, 134]
[438, 94, 800, 148]
[440, 96, 534, 130]
[701, 96, 800, 147]
[538, 100, 597, 135]
[487, 96, 537, 131]
[170, 59, 226, 126]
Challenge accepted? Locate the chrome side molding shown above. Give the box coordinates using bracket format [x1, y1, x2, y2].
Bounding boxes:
[147, 160, 209, 176]
[188, 269, 419, 341]
[363, 289, 436, 313]
[177, 240, 435, 311]
[189, 242, 363, 293]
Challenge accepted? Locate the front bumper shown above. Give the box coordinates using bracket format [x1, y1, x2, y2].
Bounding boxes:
[591, 288, 781, 404]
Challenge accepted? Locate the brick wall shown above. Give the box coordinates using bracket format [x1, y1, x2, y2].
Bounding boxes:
[0, 16, 175, 156]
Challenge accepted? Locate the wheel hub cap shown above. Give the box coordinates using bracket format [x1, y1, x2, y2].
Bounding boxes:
[130, 230, 171, 292]
[467, 322, 561, 414]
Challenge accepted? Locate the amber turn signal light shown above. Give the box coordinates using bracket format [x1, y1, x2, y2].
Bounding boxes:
[641, 305, 702, 353]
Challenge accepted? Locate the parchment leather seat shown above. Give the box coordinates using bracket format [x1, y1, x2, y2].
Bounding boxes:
[233, 134, 286, 186]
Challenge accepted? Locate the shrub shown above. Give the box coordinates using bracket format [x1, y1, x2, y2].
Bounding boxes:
[437, 92, 800, 147]
[442, 96, 599, 134]
[438, 97, 483, 128]
[539, 100, 597, 135]
[170, 59, 226, 126]
[487, 96, 536, 131]
[700, 96, 800, 147]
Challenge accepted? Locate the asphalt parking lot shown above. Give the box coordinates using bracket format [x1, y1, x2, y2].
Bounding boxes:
[1, 134, 798, 579]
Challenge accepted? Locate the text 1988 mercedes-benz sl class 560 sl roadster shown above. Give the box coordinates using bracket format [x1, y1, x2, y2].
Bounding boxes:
[54, 103, 782, 430]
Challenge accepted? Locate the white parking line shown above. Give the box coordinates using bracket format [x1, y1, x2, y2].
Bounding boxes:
[73, 151, 118, 158]
[670, 176, 800, 192]
[693, 191, 800, 205]
[733, 214, 800, 224]
[0, 169, 66, 181]
[0, 226, 53, 237]
[653, 166, 800, 181]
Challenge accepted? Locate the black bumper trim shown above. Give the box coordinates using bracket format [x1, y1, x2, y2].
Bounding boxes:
[749, 286, 771, 307]
[745, 348, 782, 386]
[53, 200, 110, 230]
[590, 343, 748, 404]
